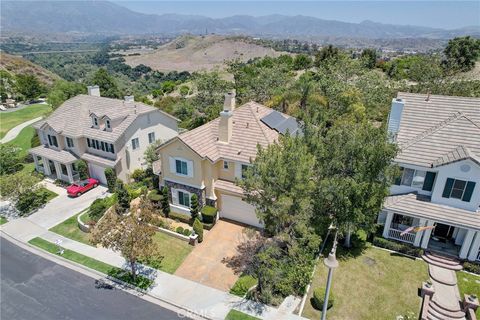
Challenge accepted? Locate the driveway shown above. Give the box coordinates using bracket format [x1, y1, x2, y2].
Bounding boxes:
[174, 220, 254, 292]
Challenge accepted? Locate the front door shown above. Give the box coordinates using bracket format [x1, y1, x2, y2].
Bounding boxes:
[433, 223, 454, 240]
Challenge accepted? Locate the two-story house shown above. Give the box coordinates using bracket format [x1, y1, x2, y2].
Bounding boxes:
[378, 92, 480, 262]
[29, 86, 179, 184]
[156, 92, 302, 228]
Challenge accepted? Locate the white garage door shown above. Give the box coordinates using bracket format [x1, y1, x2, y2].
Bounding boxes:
[88, 163, 107, 185]
[220, 194, 263, 228]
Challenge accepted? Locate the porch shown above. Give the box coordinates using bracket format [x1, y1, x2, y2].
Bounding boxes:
[30, 145, 80, 183]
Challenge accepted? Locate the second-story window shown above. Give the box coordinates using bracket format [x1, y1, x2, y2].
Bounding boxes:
[241, 164, 249, 179]
[442, 178, 476, 202]
[394, 167, 436, 191]
[223, 161, 229, 170]
[148, 132, 155, 144]
[105, 119, 111, 130]
[47, 134, 58, 147]
[131, 138, 140, 150]
[175, 159, 188, 175]
[66, 137, 74, 148]
[92, 116, 98, 127]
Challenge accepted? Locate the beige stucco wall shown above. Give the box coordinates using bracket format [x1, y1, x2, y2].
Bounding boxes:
[217, 160, 235, 181]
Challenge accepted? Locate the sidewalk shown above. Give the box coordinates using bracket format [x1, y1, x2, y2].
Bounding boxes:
[1, 202, 307, 320]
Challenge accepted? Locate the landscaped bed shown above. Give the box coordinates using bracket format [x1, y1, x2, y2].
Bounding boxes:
[302, 246, 428, 320]
[28, 237, 153, 290]
[225, 309, 259, 320]
[457, 271, 480, 317]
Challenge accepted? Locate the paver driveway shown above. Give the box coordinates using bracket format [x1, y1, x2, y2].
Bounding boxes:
[174, 220, 253, 292]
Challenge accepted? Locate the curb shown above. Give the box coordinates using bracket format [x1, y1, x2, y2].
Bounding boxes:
[0, 231, 209, 320]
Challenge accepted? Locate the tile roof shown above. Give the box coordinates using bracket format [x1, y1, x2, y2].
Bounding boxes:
[214, 179, 244, 195]
[176, 102, 285, 163]
[384, 193, 480, 231]
[395, 92, 480, 167]
[29, 145, 78, 164]
[80, 152, 118, 167]
[33, 95, 178, 143]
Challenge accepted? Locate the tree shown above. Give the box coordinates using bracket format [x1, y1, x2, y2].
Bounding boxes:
[104, 168, 116, 193]
[160, 186, 170, 217]
[90, 68, 121, 98]
[47, 80, 86, 109]
[314, 45, 340, 66]
[92, 197, 158, 280]
[192, 218, 203, 242]
[0, 171, 42, 204]
[144, 140, 161, 169]
[0, 145, 23, 174]
[15, 74, 43, 100]
[190, 194, 199, 221]
[444, 36, 480, 72]
[361, 48, 377, 69]
[115, 179, 130, 213]
[74, 160, 88, 180]
[292, 54, 313, 70]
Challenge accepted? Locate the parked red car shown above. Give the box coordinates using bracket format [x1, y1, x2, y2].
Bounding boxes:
[67, 178, 99, 197]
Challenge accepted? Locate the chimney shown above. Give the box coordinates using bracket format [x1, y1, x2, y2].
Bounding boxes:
[387, 98, 405, 142]
[218, 92, 235, 143]
[124, 95, 134, 103]
[87, 85, 100, 97]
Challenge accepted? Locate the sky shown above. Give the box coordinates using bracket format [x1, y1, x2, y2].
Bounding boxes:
[116, 1, 480, 29]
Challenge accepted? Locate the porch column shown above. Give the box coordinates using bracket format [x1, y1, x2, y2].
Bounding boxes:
[460, 229, 476, 260]
[382, 211, 394, 238]
[54, 161, 62, 180]
[420, 220, 435, 249]
[66, 164, 74, 183]
[467, 231, 480, 262]
[42, 157, 51, 175]
[33, 155, 39, 170]
[413, 218, 426, 247]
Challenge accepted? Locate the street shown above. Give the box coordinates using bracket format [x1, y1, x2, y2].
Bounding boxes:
[0, 237, 190, 320]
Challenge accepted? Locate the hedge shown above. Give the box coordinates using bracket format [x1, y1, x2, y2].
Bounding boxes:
[312, 287, 334, 310]
[168, 211, 215, 230]
[201, 205, 218, 224]
[372, 237, 424, 257]
[463, 262, 480, 275]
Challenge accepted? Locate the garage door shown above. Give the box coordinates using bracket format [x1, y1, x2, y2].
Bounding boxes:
[220, 194, 263, 228]
[88, 163, 107, 185]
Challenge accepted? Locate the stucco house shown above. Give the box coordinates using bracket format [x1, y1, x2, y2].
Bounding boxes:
[29, 86, 179, 184]
[378, 92, 480, 262]
[156, 92, 302, 228]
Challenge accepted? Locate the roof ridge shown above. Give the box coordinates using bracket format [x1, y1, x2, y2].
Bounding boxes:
[247, 103, 272, 144]
[400, 111, 463, 150]
[432, 145, 480, 167]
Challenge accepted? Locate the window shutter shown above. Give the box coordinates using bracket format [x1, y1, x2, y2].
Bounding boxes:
[462, 181, 476, 202]
[187, 160, 194, 178]
[442, 178, 454, 198]
[169, 157, 175, 173]
[422, 172, 436, 191]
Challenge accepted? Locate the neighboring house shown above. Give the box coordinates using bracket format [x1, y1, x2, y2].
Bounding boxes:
[29, 86, 179, 185]
[378, 92, 480, 261]
[156, 92, 302, 228]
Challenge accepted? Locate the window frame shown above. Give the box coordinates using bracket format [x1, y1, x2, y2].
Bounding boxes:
[178, 190, 190, 207]
[449, 179, 468, 200]
[175, 159, 188, 176]
[65, 137, 74, 148]
[241, 164, 249, 179]
[148, 132, 155, 144]
[131, 138, 140, 150]
[47, 134, 58, 147]
[223, 161, 229, 170]
[105, 119, 111, 130]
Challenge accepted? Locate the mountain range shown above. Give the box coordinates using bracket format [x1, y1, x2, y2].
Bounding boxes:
[1, 1, 479, 39]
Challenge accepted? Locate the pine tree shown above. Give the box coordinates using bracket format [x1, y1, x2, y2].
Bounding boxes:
[115, 179, 130, 213]
[160, 186, 170, 218]
[193, 218, 203, 243]
[190, 194, 199, 221]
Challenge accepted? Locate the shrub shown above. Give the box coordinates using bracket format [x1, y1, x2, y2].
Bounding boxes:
[230, 275, 257, 297]
[183, 228, 191, 236]
[176, 226, 184, 234]
[190, 194, 199, 221]
[463, 262, 480, 275]
[201, 205, 218, 223]
[74, 160, 88, 180]
[147, 190, 161, 203]
[372, 237, 423, 257]
[130, 169, 146, 182]
[89, 198, 109, 222]
[115, 179, 130, 213]
[193, 218, 203, 243]
[15, 189, 49, 215]
[104, 168, 116, 192]
[179, 85, 190, 96]
[160, 186, 170, 217]
[312, 287, 334, 310]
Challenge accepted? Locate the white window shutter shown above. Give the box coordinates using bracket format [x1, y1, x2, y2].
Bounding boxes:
[234, 162, 242, 179]
[187, 160, 194, 178]
[169, 157, 175, 173]
[171, 188, 178, 204]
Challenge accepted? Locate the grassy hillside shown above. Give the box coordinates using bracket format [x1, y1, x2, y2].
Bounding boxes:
[0, 53, 60, 85]
[123, 35, 286, 72]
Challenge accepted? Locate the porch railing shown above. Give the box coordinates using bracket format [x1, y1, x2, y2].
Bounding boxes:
[388, 228, 415, 244]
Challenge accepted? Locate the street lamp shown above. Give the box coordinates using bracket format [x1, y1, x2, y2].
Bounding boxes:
[321, 231, 338, 320]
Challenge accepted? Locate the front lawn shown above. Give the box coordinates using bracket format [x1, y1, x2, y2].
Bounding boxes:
[230, 274, 257, 297]
[28, 237, 153, 290]
[302, 246, 427, 320]
[143, 232, 193, 274]
[457, 271, 480, 317]
[225, 310, 259, 320]
[49, 210, 92, 245]
[0, 216, 7, 225]
[0, 104, 51, 139]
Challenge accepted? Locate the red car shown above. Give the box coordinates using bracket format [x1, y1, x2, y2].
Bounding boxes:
[67, 178, 99, 197]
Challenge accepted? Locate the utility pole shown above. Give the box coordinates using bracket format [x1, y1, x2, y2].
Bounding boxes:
[321, 230, 338, 320]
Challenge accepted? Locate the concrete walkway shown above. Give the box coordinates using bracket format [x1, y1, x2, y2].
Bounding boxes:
[0, 116, 42, 143]
[429, 264, 462, 310]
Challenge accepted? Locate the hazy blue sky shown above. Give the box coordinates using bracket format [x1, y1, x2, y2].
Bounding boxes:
[116, 1, 480, 29]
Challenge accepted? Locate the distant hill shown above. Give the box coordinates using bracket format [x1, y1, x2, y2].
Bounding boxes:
[0, 53, 60, 85]
[1, 1, 479, 40]
[122, 35, 284, 72]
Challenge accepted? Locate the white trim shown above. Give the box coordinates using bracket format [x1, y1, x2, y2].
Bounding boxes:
[164, 178, 204, 190]
[169, 203, 191, 216]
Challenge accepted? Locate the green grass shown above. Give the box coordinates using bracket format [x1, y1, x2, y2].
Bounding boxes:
[230, 274, 257, 297]
[225, 310, 259, 320]
[6, 126, 35, 154]
[457, 271, 480, 317]
[0, 104, 51, 139]
[79, 210, 94, 224]
[49, 210, 92, 245]
[0, 216, 7, 225]
[302, 246, 427, 320]
[28, 237, 153, 290]
[41, 187, 58, 202]
[142, 232, 193, 274]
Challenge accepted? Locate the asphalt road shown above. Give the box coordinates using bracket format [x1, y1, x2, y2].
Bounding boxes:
[1, 237, 190, 320]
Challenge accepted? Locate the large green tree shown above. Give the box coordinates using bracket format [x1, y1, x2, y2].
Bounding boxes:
[47, 80, 86, 109]
[444, 36, 480, 72]
[90, 68, 121, 98]
[15, 74, 43, 100]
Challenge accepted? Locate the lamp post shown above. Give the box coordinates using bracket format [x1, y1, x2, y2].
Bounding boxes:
[321, 231, 338, 320]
